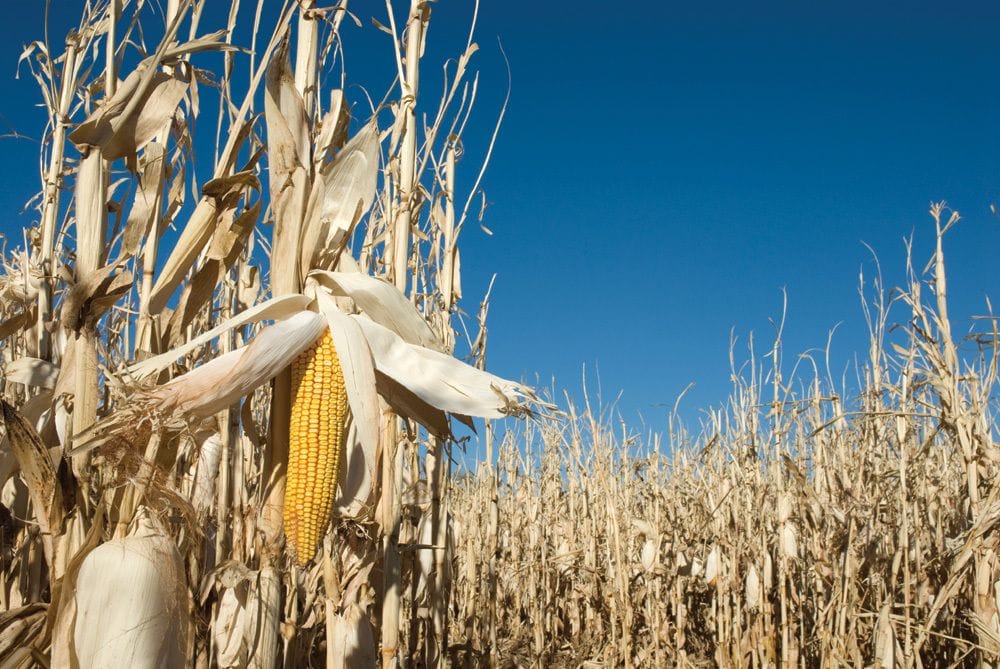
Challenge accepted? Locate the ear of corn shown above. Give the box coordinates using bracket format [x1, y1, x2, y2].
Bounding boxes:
[285, 328, 347, 565]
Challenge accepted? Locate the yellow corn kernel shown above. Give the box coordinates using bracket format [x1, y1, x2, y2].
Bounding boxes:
[285, 328, 347, 566]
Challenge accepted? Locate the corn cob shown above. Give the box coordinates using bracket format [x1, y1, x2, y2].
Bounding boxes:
[285, 328, 347, 565]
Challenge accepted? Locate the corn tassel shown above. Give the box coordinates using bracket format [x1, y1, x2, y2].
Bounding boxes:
[285, 328, 347, 565]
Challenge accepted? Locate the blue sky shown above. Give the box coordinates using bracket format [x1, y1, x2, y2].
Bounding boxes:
[1, 1, 998, 435]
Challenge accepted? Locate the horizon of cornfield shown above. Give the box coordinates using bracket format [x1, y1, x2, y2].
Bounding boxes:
[1, 1, 999, 668]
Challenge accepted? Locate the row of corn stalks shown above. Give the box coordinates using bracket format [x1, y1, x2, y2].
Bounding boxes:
[445, 205, 1000, 667]
[0, 0, 544, 666]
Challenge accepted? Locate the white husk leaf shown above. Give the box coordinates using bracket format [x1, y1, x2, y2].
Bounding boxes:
[329, 604, 377, 667]
[149, 310, 326, 417]
[315, 290, 378, 516]
[72, 519, 188, 668]
[312, 270, 442, 350]
[640, 539, 657, 573]
[212, 585, 249, 668]
[247, 566, 281, 669]
[777, 493, 793, 523]
[352, 316, 532, 419]
[704, 545, 720, 586]
[191, 432, 223, 518]
[3, 357, 59, 389]
[129, 293, 312, 379]
[745, 564, 761, 610]
[780, 523, 798, 560]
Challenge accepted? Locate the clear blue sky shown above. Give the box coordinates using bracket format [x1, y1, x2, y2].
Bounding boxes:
[1, 1, 998, 434]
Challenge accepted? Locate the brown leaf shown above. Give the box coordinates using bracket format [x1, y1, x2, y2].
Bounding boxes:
[0, 307, 36, 341]
[69, 68, 188, 160]
[59, 264, 133, 330]
[2, 400, 63, 568]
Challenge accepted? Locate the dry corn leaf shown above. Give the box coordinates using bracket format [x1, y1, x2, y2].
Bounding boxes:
[69, 30, 235, 160]
[148, 198, 233, 315]
[0, 439, 16, 490]
[300, 122, 380, 277]
[1, 400, 62, 567]
[451, 247, 462, 300]
[265, 38, 309, 293]
[127, 294, 312, 380]
[313, 90, 351, 169]
[73, 150, 106, 278]
[0, 308, 36, 340]
[121, 141, 167, 257]
[874, 602, 896, 668]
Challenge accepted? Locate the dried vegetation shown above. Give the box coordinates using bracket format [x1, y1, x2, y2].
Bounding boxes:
[446, 207, 1000, 667]
[0, 1, 998, 668]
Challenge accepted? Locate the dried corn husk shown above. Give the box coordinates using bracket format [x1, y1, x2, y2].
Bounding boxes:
[69, 518, 188, 668]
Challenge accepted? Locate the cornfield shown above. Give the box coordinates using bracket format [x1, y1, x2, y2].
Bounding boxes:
[0, 1, 998, 668]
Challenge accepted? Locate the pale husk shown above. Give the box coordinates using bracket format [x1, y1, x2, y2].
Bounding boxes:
[352, 315, 536, 419]
[70, 518, 188, 669]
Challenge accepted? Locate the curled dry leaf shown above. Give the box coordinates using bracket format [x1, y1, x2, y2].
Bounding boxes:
[148, 185, 256, 316]
[59, 263, 133, 331]
[69, 68, 188, 161]
[630, 518, 656, 539]
[300, 122, 380, 277]
[0, 603, 47, 664]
